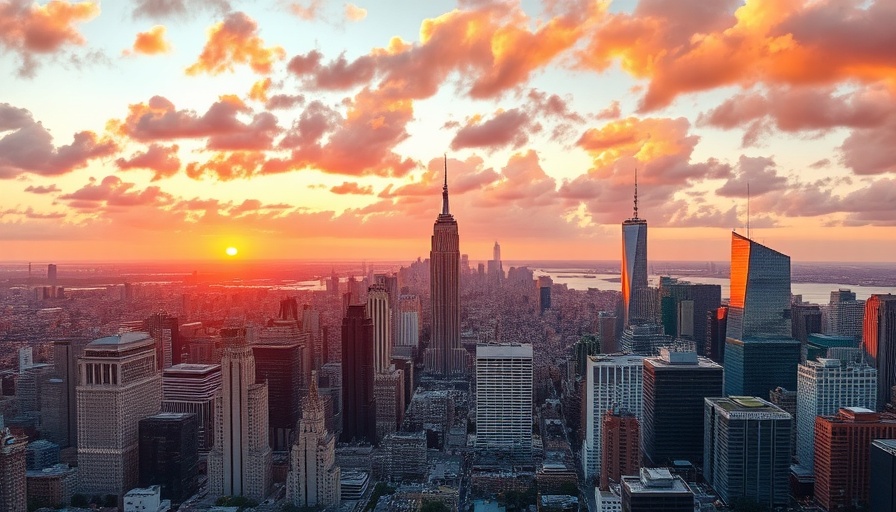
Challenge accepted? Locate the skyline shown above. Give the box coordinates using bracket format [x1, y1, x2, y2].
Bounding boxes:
[3, 0, 896, 262]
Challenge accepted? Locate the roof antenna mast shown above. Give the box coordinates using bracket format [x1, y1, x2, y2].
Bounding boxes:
[747, 182, 751, 240]
[633, 168, 639, 220]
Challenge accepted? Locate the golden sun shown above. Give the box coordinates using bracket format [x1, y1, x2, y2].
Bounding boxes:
[225, 247, 238, 256]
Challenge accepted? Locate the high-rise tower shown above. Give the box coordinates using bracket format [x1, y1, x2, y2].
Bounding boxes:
[426, 157, 464, 377]
[341, 305, 375, 444]
[863, 294, 896, 410]
[287, 371, 340, 510]
[622, 170, 648, 327]
[367, 284, 392, 373]
[208, 328, 272, 501]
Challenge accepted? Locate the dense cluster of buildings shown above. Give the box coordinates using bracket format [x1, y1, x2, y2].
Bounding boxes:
[0, 170, 895, 512]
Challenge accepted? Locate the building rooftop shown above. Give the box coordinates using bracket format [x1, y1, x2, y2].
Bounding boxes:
[476, 344, 532, 358]
[87, 331, 153, 348]
[622, 468, 692, 494]
[707, 396, 791, 420]
[872, 439, 896, 456]
[26, 463, 75, 478]
[163, 363, 221, 375]
[646, 351, 721, 370]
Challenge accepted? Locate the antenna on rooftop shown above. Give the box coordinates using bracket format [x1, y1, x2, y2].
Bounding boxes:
[747, 182, 751, 240]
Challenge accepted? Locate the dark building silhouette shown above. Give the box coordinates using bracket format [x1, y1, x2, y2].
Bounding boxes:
[642, 350, 723, 467]
[138, 412, 199, 504]
[864, 295, 896, 410]
[621, 468, 693, 512]
[706, 306, 728, 363]
[660, 280, 721, 355]
[870, 439, 896, 512]
[341, 305, 375, 444]
[600, 409, 639, 491]
[252, 341, 304, 452]
[47, 264, 57, 283]
[144, 312, 180, 368]
[791, 303, 822, 346]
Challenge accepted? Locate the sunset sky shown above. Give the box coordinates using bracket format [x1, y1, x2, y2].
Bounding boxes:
[2, 0, 896, 263]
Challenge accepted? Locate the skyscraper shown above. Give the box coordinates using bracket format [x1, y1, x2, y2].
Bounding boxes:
[487, 241, 504, 287]
[208, 328, 272, 501]
[475, 344, 533, 462]
[396, 295, 422, 349]
[724, 232, 800, 397]
[863, 294, 896, 410]
[367, 284, 392, 373]
[727, 232, 791, 340]
[161, 363, 221, 453]
[642, 349, 723, 466]
[341, 305, 375, 444]
[814, 408, 896, 511]
[704, 396, 791, 508]
[76, 332, 162, 499]
[252, 340, 304, 452]
[582, 354, 645, 480]
[659, 280, 721, 353]
[869, 439, 896, 512]
[138, 412, 199, 503]
[795, 357, 876, 470]
[287, 371, 340, 510]
[144, 312, 180, 369]
[827, 289, 865, 343]
[621, 174, 648, 327]
[0, 428, 27, 512]
[600, 409, 639, 491]
[426, 157, 464, 377]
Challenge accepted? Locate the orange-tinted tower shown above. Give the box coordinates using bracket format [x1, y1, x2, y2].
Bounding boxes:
[600, 409, 640, 491]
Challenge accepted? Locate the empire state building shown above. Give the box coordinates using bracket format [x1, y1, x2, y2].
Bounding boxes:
[425, 158, 465, 377]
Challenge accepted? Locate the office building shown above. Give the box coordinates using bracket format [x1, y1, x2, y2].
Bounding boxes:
[287, 371, 340, 510]
[724, 337, 800, 397]
[827, 289, 864, 343]
[620, 323, 672, 356]
[660, 280, 721, 354]
[597, 312, 618, 354]
[642, 350, 723, 466]
[26, 440, 60, 470]
[475, 344, 533, 461]
[814, 408, 896, 511]
[50, 338, 82, 448]
[769, 387, 797, 457]
[252, 340, 304, 452]
[396, 294, 422, 349]
[26, 463, 77, 509]
[161, 363, 221, 452]
[706, 306, 728, 363]
[704, 396, 791, 508]
[77, 332, 162, 498]
[599, 409, 639, 491]
[123, 486, 170, 512]
[796, 358, 876, 470]
[582, 354, 645, 479]
[208, 328, 272, 501]
[341, 305, 375, 444]
[144, 312, 180, 369]
[537, 275, 552, 313]
[374, 367, 404, 441]
[367, 284, 392, 373]
[0, 428, 27, 512]
[620, 468, 693, 512]
[806, 333, 858, 362]
[138, 412, 199, 503]
[870, 439, 896, 512]
[864, 294, 896, 410]
[427, 159, 465, 377]
[47, 263, 57, 282]
[378, 430, 427, 482]
[726, 232, 791, 340]
[487, 241, 504, 288]
[621, 176, 648, 327]
[791, 302, 822, 347]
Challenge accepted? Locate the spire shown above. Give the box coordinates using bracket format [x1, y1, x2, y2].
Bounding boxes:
[303, 370, 322, 418]
[633, 168, 639, 220]
[441, 154, 450, 215]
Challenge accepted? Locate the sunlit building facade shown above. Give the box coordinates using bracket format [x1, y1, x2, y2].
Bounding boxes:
[621, 217, 648, 327]
[863, 294, 896, 410]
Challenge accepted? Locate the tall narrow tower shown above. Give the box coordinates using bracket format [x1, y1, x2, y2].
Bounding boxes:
[287, 371, 340, 509]
[427, 157, 462, 377]
[622, 170, 648, 326]
[208, 327, 272, 501]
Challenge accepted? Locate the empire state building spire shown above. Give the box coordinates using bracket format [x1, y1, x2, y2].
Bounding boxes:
[441, 154, 450, 215]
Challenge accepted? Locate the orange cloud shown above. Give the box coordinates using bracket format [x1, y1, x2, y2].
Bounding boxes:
[581, 0, 896, 111]
[330, 181, 373, 195]
[186, 11, 285, 75]
[248, 78, 271, 102]
[115, 144, 181, 181]
[345, 3, 367, 21]
[288, 0, 606, 100]
[0, 0, 99, 75]
[291, 0, 322, 20]
[129, 25, 171, 55]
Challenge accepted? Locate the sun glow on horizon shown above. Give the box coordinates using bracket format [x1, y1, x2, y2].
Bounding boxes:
[226, 247, 238, 257]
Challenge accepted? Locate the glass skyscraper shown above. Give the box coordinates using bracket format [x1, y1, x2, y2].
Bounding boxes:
[622, 217, 648, 327]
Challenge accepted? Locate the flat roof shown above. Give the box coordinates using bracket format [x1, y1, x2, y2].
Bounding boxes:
[622, 473, 692, 494]
[88, 331, 153, 347]
[872, 439, 896, 456]
[164, 363, 221, 374]
[707, 396, 791, 419]
[476, 344, 532, 358]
